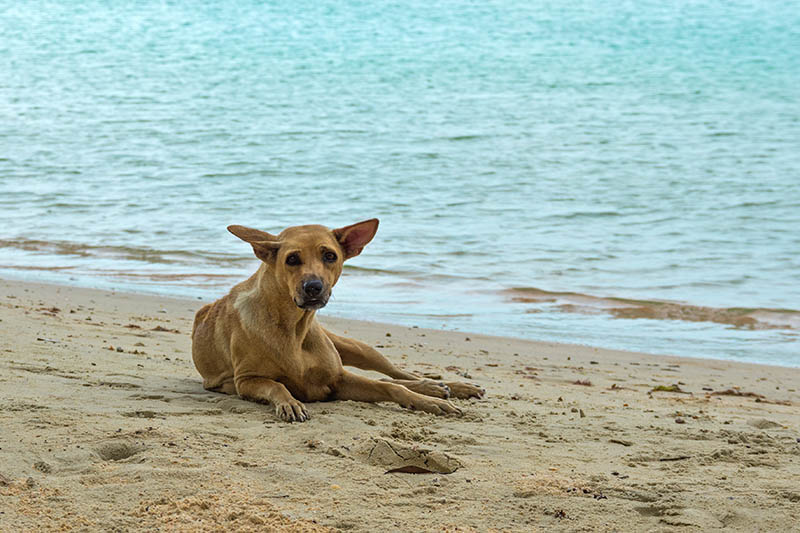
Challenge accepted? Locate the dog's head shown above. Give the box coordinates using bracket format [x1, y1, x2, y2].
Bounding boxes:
[227, 219, 379, 311]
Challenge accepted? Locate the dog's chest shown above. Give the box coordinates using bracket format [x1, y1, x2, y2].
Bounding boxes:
[282, 336, 341, 402]
[284, 363, 337, 402]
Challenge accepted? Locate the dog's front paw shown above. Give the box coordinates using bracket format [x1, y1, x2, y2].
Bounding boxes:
[446, 382, 485, 399]
[409, 397, 462, 416]
[275, 399, 309, 422]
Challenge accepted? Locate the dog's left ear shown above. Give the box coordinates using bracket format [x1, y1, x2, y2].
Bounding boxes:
[227, 225, 281, 263]
[333, 218, 379, 260]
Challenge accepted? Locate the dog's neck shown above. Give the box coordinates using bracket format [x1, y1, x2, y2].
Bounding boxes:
[236, 266, 317, 340]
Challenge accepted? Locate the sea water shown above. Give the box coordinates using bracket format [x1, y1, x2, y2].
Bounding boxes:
[1, 0, 799, 365]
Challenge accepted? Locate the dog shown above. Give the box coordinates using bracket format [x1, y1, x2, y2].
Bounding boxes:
[191, 219, 484, 422]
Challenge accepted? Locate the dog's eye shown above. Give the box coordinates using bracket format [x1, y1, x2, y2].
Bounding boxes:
[285, 253, 301, 266]
[323, 251, 337, 263]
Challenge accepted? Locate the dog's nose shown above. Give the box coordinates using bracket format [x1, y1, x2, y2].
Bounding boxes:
[303, 279, 324, 298]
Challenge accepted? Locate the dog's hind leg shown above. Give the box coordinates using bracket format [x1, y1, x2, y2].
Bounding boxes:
[205, 380, 237, 395]
[332, 371, 461, 416]
[324, 330, 451, 397]
[325, 329, 485, 399]
[324, 329, 418, 379]
[380, 378, 451, 398]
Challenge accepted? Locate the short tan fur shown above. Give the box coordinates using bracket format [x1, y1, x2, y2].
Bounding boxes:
[191, 219, 484, 422]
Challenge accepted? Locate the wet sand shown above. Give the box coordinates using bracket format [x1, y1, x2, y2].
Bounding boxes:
[1, 279, 799, 532]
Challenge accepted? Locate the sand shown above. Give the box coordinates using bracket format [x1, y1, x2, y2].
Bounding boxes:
[1, 278, 799, 532]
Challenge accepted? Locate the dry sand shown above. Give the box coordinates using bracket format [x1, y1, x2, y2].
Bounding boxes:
[1, 278, 799, 532]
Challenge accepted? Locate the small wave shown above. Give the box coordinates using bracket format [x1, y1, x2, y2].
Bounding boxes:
[343, 264, 417, 276]
[87, 270, 241, 282]
[445, 135, 485, 141]
[0, 238, 250, 267]
[505, 287, 800, 331]
[0, 264, 76, 271]
[549, 211, 622, 220]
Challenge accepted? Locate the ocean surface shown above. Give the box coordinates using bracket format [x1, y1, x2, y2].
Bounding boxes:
[1, 1, 799, 366]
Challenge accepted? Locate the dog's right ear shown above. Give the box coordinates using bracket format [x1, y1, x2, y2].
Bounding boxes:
[227, 225, 281, 263]
[333, 218, 379, 260]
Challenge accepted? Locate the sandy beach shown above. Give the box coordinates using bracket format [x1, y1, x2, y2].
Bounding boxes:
[1, 278, 799, 532]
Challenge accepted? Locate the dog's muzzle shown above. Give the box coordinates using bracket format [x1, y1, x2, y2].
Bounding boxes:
[296, 278, 329, 310]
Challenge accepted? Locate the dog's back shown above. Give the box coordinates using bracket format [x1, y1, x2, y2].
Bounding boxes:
[191, 293, 237, 393]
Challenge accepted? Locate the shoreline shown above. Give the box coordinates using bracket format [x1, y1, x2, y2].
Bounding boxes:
[1, 273, 798, 370]
[2, 277, 799, 531]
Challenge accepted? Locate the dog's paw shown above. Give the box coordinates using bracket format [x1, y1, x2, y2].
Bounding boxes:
[446, 382, 485, 399]
[275, 399, 309, 422]
[408, 397, 462, 416]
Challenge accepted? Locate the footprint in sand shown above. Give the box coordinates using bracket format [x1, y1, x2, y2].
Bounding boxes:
[747, 418, 782, 429]
[93, 440, 148, 461]
[121, 410, 165, 419]
[353, 437, 462, 474]
[128, 394, 169, 401]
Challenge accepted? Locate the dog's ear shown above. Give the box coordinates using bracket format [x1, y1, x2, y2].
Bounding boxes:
[227, 225, 281, 263]
[332, 218, 379, 260]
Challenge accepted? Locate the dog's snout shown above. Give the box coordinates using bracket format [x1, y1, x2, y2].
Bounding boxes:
[296, 277, 329, 310]
[303, 279, 324, 298]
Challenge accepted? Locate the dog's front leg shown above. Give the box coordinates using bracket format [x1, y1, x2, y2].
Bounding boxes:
[235, 376, 309, 422]
[333, 371, 461, 416]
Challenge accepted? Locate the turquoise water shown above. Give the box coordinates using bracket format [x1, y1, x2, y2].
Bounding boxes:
[1, 1, 799, 365]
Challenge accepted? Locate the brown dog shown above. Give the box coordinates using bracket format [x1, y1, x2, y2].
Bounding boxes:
[191, 219, 484, 422]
